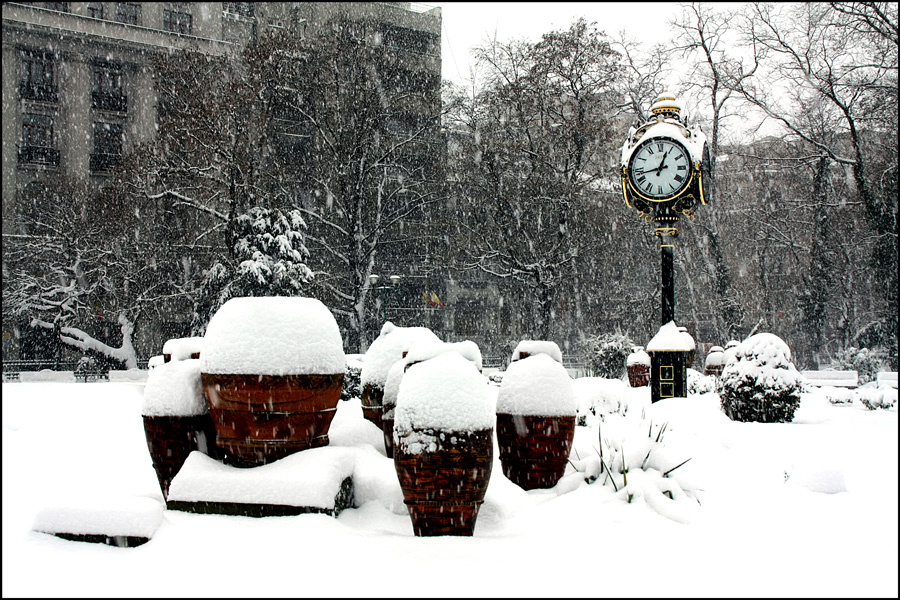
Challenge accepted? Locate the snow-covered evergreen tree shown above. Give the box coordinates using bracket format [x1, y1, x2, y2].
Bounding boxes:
[581, 332, 635, 379]
[191, 206, 313, 334]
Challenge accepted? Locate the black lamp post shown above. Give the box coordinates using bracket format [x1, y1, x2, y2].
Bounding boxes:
[369, 274, 401, 323]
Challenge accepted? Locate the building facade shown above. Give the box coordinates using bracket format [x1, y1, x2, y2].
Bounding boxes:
[2, 1, 442, 233]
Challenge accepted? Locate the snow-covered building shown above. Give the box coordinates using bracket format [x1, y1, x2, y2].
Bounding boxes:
[2, 2, 442, 235]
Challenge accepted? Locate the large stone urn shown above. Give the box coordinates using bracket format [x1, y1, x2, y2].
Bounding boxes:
[141, 359, 220, 501]
[360, 322, 440, 430]
[496, 346, 576, 490]
[393, 351, 493, 536]
[200, 297, 345, 467]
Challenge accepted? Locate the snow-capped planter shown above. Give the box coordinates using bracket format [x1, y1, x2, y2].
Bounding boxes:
[626, 346, 651, 387]
[393, 352, 493, 536]
[511, 339, 563, 363]
[162, 336, 204, 362]
[200, 297, 345, 467]
[704, 345, 725, 377]
[360, 322, 440, 429]
[382, 340, 482, 459]
[141, 359, 220, 501]
[496, 352, 576, 490]
[719, 333, 803, 423]
[722, 340, 740, 366]
[148, 355, 165, 370]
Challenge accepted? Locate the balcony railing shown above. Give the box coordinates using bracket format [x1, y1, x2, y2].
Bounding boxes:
[90, 152, 122, 173]
[17, 145, 60, 166]
[91, 91, 127, 112]
[19, 83, 59, 103]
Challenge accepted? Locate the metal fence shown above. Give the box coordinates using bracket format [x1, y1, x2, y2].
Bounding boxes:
[2, 359, 151, 382]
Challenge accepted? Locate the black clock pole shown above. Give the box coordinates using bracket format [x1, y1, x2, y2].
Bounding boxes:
[661, 242, 675, 325]
[655, 203, 678, 325]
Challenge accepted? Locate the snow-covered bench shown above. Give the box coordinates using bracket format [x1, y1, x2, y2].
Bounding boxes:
[32, 495, 163, 548]
[802, 370, 858, 388]
[877, 372, 898, 389]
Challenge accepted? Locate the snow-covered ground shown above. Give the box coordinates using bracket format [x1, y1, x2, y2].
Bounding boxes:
[2, 378, 897, 597]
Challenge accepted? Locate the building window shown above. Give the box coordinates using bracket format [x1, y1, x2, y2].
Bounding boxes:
[223, 3, 254, 18]
[163, 9, 192, 35]
[92, 63, 126, 112]
[115, 3, 138, 25]
[19, 49, 57, 102]
[19, 114, 59, 166]
[87, 2, 103, 19]
[91, 122, 123, 173]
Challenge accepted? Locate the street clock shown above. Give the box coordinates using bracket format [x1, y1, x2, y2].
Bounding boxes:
[621, 91, 710, 223]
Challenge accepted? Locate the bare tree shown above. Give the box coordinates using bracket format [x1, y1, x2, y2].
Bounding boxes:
[733, 2, 898, 366]
[451, 19, 624, 344]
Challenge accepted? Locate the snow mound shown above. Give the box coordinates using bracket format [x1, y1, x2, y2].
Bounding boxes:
[627, 347, 650, 367]
[646, 321, 693, 352]
[200, 296, 345, 376]
[33, 495, 163, 538]
[18, 370, 76, 383]
[497, 353, 575, 416]
[162, 336, 204, 361]
[141, 358, 206, 417]
[108, 369, 148, 382]
[572, 377, 630, 420]
[168, 448, 356, 509]
[394, 352, 493, 453]
[360, 322, 441, 390]
[406, 339, 482, 371]
[511, 340, 562, 363]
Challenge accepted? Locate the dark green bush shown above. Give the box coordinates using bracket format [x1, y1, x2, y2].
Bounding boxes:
[720, 333, 803, 423]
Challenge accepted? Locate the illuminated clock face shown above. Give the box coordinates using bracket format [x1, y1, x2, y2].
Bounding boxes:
[627, 137, 691, 201]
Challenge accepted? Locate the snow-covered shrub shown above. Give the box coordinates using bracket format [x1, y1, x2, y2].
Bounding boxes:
[341, 354, 364, 402]
[569, 411, 699, 523]
[580, 332, 634, 379]
[687, 368, 716, 395]
[855, 383, 897, 410]
[191, 206, 314, 335]
[571, 377, 630, 424]
[719, 333, 803, 423]
[832, 346, 883, 385]
[819, 386, 855, 406]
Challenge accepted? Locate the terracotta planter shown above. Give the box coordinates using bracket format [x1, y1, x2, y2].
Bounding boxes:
[705, 363, 724, 378]
[142, 413, 220, 500]
[496, 413, 575, 490]
[627, 363, 650, 387]
[164, 351, 200, 363]
[381, 416, 396, 459]
[394, 429, 493, 536]
[202, 372, 343, 467]
[361, 383, 384, 430]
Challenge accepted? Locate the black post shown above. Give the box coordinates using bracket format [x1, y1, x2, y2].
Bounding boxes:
[661, 243, 675, 325]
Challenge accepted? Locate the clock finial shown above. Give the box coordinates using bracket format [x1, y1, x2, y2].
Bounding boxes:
[650, 89, 682, 120]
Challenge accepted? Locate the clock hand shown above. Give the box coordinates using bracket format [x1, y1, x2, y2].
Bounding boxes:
[655, 149, 670, 175]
